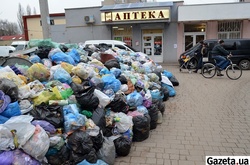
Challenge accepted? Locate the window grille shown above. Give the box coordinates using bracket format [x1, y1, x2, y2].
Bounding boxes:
[218, 21, 241, 39]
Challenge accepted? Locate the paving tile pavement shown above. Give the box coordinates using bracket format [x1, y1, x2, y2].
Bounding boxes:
[114, 64, 250, 165]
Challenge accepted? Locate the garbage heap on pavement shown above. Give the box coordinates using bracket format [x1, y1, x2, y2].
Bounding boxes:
[0, 39, 179, 165]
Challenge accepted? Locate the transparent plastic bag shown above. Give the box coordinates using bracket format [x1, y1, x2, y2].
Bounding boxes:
[0, 125, 15, 150]
[27, 63, 50, 82]
[22, 125, 50, 161]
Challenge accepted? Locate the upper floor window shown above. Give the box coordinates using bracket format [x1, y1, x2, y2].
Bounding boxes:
[40, 20, 54, 26]
[218, 21, 241, 39]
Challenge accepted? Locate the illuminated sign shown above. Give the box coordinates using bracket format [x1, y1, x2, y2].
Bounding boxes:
[101, 9, 170, 22]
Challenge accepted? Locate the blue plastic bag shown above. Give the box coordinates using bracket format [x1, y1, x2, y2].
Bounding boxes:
[0, 115, 9, 124]
[110, 68, 121, 78]
[150, 89, 163, 100]
[63, 104, 85, 133]
[99, 68, 110, 76]
[67, 48, 80, 63]
[50, 51, 76, 65]
[1, 101, 21, 118]
[77, 159, 108, 165]
[29, 55, 41, 63]
[102, 74, 121, 93]
[126, 91, 144, 107]
[163, 70, 173, 78]
[162, 83, 176, 97]
[53, 67, 72, 84]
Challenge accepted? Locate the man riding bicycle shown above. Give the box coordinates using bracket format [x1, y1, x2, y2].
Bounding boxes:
[211, 39, 230, 76]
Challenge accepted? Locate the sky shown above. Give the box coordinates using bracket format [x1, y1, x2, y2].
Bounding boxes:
[0, 0, 237, 23]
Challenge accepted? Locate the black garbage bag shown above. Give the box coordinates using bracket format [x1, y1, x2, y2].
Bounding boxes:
[47, 145, 70, 165]
[67, 130, 93, 154]
[161, 86, 169, 102]
[30, 103, 64, 128]
[147, 103, 159, 130]
[75, 86, 99, 111]
[103, 126, 114, 137]
[132, 114, 151, 142]
[169, 75, 179, 86]
[117, 75, 128, 84]
[35, 46, 52, 59]
[90, 130, 104, 152]
[0, 78, 18, 102]
[59, 44, 69, 53]
[67, 130, 97, 164]
[70, 81, 89, 94]
[91, 107, 106, 132]
[114, 136, 132, 157]
[70, 148, 97, 164]
[97, 137, 116, 165]
[106, 93, 129, 114]
[104, 59, 121, 70]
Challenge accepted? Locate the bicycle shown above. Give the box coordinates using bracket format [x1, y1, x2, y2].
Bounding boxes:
[201, 54, 242, 80]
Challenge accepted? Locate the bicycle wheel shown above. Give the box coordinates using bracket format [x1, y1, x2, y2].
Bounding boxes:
[187, 58, 197, 70]
[226, 64, 242, 80]
[201, 63, 216, 78]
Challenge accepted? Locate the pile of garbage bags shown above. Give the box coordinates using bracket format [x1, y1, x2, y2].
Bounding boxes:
[0, 39, 179, 165]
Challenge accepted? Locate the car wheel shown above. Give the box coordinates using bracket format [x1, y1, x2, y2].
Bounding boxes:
[239, 60, 250, 70]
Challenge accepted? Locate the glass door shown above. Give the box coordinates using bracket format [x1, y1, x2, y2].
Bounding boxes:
[143, 34, 163, 63]
[184, 32, 205, 51]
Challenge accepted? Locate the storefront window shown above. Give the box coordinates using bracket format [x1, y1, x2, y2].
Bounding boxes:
[112, 26, 132, 46]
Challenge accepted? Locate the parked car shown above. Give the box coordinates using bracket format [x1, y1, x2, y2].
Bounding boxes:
[84, 40, 151, 61]
[84, 40, 138, 52]
[11, 41, 29, 51]
[179, 39, 250, 70]
[0, 46, 16, 57]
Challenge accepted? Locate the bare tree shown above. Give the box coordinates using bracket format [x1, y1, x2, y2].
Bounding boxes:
[0, 19, 20, 35]
[26, 5, 31, 15]
[17, 3, 25, 34]
[33, 7, 37, 15]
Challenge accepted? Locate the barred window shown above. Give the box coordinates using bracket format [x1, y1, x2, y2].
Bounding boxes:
[218, 21, 241, 39]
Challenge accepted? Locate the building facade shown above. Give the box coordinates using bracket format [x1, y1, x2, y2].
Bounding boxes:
[177, 1, 250, 58]
[23, 1, 250, 63]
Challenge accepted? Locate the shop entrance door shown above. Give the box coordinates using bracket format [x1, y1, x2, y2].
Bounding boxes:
[184, 32, 205, 51]
[142, 34, 163, 63]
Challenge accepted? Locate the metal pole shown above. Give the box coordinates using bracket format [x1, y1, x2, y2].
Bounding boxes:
[39, 0, 50, 39]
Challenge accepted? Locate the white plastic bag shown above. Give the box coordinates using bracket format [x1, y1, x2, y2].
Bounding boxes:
[4, 115, 36, 147]
[114, 112, 133, 133]
[161, 74, 174, 87]
[0, 125, 15, 150]
[22, 125, 50, 161]
[94, 89, 111, 108]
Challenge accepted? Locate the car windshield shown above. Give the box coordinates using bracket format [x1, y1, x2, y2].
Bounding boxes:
[125, 44, 138, 52]
[12, 44, 25, 51]
[183, 43, 202, 55]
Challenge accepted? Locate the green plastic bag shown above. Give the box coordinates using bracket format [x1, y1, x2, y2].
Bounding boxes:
[60, 88, 73, 100]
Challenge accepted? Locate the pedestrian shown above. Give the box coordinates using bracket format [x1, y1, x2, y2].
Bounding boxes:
[193, 41, 207, 73]
[211, 39, 230, 76]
